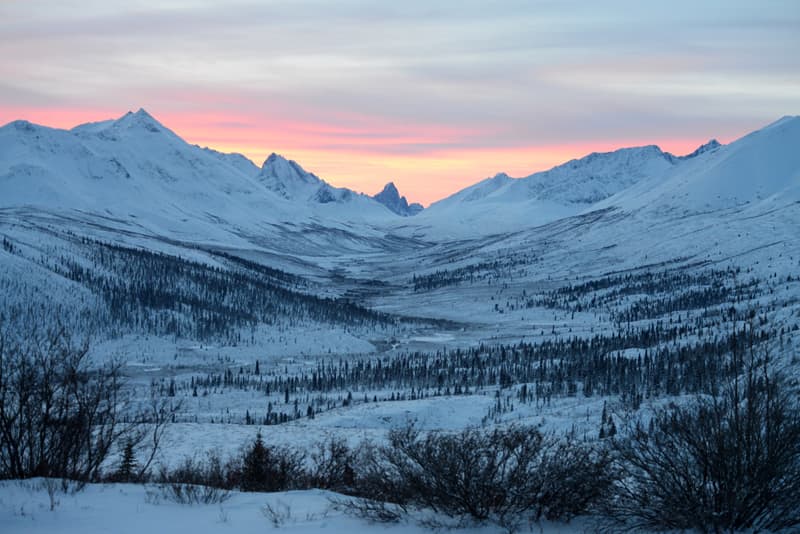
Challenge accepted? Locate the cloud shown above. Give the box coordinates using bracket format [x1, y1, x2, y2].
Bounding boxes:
[1, 0, 798, 202]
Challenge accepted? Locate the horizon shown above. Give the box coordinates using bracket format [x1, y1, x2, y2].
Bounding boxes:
[2, 106, 772, 206]
[1, 1, 798, 205]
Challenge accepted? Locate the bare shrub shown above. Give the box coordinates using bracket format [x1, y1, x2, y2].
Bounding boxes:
[262, 500, 293, 527]
[603, 355, 800, 532]
[150, 452, 232, 504]
[147, 482, 231, 505]
[308, 437, 356, 493]
[345, 424, 614, 531]
[0, 328, 124, 484]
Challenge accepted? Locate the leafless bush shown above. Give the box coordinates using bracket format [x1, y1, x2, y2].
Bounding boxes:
[344, 424, 615, 531]
[308, 436, 356, 493]
[262, 500, 293, 527]
[156, 451, 234, 490]
[150, 452, 233, 504]
[147, 482, 231, 505]
[0, 327, 124, 484]
[602, 355, 800, 532]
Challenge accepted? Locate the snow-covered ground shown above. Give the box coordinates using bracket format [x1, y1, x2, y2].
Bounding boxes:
[0, 480, 592, 534]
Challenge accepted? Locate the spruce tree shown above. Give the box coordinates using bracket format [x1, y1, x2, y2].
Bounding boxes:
[116, 440, 137, 482]
[241, 432, 269, 491]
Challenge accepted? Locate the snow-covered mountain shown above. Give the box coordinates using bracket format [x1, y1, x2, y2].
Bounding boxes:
[372, 182, 423, 216]
[258, 152, 361, 205]
[434, 144, 678, 209]
[601, 116, 800, 215]
[2, 109, 798, 254]
[0, 109, 411, 252]
[413, 141, 730, 237]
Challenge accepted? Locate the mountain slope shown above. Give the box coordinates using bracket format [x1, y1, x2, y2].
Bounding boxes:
[600, 115, 800, 214]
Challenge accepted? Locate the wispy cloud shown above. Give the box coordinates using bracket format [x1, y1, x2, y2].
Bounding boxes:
[1, 0, 798, 204]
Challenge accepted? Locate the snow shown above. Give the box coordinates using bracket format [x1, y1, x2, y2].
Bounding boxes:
[0, 480, 588, 534]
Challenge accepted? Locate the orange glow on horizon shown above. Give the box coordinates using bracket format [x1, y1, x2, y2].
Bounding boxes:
[1, 106, 728, 206]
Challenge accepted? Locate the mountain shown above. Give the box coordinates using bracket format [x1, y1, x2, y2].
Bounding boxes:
[412, 145, 679, 236]
[372, 182, 423, 216]
[257, 152, 359, 205]
[411, 138, 747, 238]
[599, 116, 800, 215]
[0, 109, 411, 253]
[431, 144, 679, 210]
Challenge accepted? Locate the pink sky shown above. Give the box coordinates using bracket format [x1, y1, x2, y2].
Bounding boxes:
[1, 2, 797, 205]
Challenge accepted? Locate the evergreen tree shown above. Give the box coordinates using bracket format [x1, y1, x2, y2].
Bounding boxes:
[241, 432, 269, 491]
[116, 440, 138, 482]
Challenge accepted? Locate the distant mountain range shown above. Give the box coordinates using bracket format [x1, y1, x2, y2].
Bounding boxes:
[3, 109, 798, 234]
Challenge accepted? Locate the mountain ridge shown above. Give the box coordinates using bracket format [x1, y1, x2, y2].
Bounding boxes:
[2, 111, 798, 239]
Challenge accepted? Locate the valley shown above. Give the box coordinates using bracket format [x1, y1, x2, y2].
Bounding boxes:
[1, 111, 799, 532]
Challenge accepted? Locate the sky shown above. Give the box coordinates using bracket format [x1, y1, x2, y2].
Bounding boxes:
[1, 1, 799, 205]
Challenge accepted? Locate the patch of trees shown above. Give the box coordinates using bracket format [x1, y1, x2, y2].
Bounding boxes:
[48, 238, 405, 341]
[528, 267, 759, 322]
[411, 254, 531, 292]
[1, 236, 14, 254]
[171, 321, 767, 425]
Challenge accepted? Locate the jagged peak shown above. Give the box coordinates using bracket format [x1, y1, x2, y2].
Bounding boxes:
[264, 152, 283, 164]
[378, 182, 400, 196]
[373, 181, 422, 216]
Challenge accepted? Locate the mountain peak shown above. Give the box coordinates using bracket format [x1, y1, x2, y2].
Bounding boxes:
[113, 108, 165, 133]
[373, 181, 423, 216]
[765, 115, 800, 130]
[260, 152, 316, 182]
[378, 182, 399, 195]
[264, 152, 283, 164]
[678, 139, 722, 160]
[258, 152, 328, 200]
[3, 119, 39, 133]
